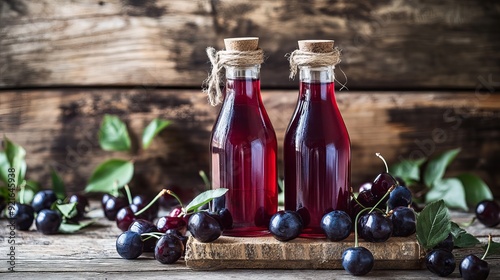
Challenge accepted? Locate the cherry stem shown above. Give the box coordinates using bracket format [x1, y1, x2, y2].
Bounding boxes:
[482, 235, 492, 260]
[135, 189, 167, 217]
[167, 190, 184, 209]
[141, 232, 164, 241]
[199, 170, 211, 190]
[369, 185, 395, 214]
[375, 153, 389, 173]
[351, 193, 369, 210]
[124, 184, 133, 205]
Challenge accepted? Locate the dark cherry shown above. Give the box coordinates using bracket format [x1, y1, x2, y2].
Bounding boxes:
[425, 249, 456, 277]
[35, 209, 62, 234]
[388, 185, 412, 210]
[390, 206, 416, 237]
[188, 212, 222, 243]
[296, 206, 311, 228]
[459, 254, 489, 280]
[104, 196, 128, 221]
[169, 206, 183, 217]
[31, 190, 58, 213]
[218, 208, 233, 230]
[132, 195, 159, 221]
[156, 216, 187, 234]
[68, 193, 89, 221]
[0, 196, 6, 214]
[358, 182, 372, 193]
[475, 200, 500, 228]
[208, 208, 233, 231]
[116, 231, 143, 259]
[269, 210, 303, 242]
[357, 190, 377, 208]
[116, 206, 136, 232]
[12, 203, 35, 230]
[128, 219, 157, 252]
[155, 234, 183, 264]
[358, 211, 393, 242]
[371, 172, 398, 201]
[321, 210, 352, 241]
[165, 229, 188, 251]
[101, 193, 112, 209]
[342, 247, 374, 276]
[434, 233, 454, 252]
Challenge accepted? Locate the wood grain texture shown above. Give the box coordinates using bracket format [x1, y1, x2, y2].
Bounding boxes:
[0, 205, 498, 279]
[185, 235, 424, 270]
[1, 0, 499, 88]
[1, 89, 499, 199]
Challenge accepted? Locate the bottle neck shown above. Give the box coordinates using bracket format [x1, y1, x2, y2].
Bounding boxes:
[224, 65, 262, 104]
[299, 65, 335, 83]
[299, 65, 336, 101]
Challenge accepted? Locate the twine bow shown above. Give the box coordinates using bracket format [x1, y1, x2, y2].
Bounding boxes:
[203, 47, 264, 106]
[287, 48, 342, 80]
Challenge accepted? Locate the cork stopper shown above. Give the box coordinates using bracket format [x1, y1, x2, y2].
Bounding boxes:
[298, 40, 334, 53]
[224, 37, 259, 51]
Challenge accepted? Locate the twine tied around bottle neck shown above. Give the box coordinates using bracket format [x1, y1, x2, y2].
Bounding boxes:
[287, 48, 342, 80]
[203, 47, 264, 106]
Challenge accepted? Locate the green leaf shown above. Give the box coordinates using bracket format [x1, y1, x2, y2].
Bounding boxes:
[84, 159, 134, 193]
[51, 169, 66, 200]
[423, 148, 460, 187]
[0, 152, 9, 185]
[55, 202, 77, 219]
[484, 240, 500, 257]
[425, 178, 468, 211]
[390, 158, 426, 184]
[457, 173, 493, 207]
[142, 119, 171, 149]
[20, 181, 39, 204]
[59, 219, 97, 234]
[3, 137, 27, 186]
[184, 188, 228, 213]
[416, 200, 451, 250]
[98, 115, 131, 152]
[450, 222, 480, 248]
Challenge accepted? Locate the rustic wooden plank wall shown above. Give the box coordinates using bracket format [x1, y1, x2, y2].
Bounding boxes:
[0, 0, 499, 198]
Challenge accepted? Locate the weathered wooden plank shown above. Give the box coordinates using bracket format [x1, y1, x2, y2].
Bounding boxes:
[1, 0, 499, 88]
[185, 235, 424, 270]
[0, 210, 499, 279]
[1, 89, 499, 198]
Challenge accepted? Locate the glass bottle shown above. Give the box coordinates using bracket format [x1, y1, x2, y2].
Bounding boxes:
[210, 38, 278, 237]
[284, 40, 351, 238]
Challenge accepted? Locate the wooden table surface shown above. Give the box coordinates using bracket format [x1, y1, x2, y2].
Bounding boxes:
[1, 203, 499, 280]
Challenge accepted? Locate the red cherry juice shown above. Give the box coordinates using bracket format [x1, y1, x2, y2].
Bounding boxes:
[211, 78, 278, 237]
[284, 81, 351, 238]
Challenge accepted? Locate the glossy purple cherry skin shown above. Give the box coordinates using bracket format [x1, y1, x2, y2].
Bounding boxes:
[155, 234, 184, 264]
[128, 219, 158, 252]
[358, 211, 393, 242]
[475, 200, 500, 228]
[35, 209, 62, 234]
[104, 196, 128, 221]
[459, 254, 489, 280]
[371, 172, 398, 201]
[31, 190, 58, 213]
[342, 247, 374, 276]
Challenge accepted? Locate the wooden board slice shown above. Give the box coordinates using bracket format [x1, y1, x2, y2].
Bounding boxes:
[185, 234, 425, 270]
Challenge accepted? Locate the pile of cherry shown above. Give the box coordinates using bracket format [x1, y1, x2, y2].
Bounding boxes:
[106, 189, 232, 264]
[11, 190, 89, 234]
[110, 155, 498, 279]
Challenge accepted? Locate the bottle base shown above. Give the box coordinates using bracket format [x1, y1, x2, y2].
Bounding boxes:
[299, 228, 326, 239]
[222, 227, 270, 237]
